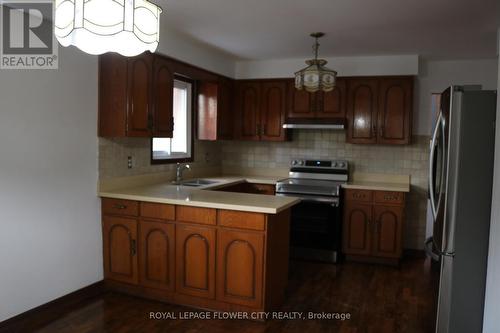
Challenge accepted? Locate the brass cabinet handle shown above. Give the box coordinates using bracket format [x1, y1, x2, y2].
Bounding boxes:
[353, 193, 365, 199]
[113, 204, 127, 210]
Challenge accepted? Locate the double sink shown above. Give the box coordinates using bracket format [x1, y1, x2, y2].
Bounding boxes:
[177, 179, 220, 187]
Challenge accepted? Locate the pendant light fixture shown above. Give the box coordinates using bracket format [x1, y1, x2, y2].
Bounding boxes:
[54, 0, 162, 57]
[294, 32, 337, 92]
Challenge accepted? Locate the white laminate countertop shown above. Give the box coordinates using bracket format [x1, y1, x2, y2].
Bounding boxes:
[342, 173, 411, 192]
[99, 176, 299, 214]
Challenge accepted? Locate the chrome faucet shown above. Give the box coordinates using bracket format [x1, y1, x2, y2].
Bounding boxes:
[175, 163, 190, 184]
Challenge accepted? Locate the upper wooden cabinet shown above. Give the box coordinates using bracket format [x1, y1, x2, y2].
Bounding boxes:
[234, 80, 287, 141]
[197, 78, 234, 141]
[99, 52, 174, 138]
[346, 76, 413, 145]
[286, 78, 347, 119]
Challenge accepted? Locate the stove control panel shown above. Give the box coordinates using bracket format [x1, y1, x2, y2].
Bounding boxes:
[290, 159, 348, 171]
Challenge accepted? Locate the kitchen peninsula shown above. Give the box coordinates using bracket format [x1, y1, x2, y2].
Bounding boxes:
[99, 177, 300, 313]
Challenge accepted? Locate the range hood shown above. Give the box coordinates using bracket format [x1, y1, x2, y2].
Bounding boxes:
[282, 118, 345, 130]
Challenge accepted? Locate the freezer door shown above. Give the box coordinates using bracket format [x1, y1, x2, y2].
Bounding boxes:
[430, 88, 451, 252]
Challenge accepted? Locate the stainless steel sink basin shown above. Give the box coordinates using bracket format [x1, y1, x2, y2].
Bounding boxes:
[180, 179, 219, 187]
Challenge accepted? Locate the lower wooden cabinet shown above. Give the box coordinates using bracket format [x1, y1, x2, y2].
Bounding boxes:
[342, 203, 372, 256]
[101, 199, 290, 313]
[175, 224, 216, 299]
[139, 220, 175, 291]
[103, 216, 138, 284]
[343, 189, 406, 264]
[372, 205, 404, 258]
[216, 229, 264, 307]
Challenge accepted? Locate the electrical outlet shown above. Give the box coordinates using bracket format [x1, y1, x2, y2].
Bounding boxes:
[127, 156, 133, 169]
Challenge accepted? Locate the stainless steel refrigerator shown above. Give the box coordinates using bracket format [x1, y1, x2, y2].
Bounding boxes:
[425, 86, 497, 333]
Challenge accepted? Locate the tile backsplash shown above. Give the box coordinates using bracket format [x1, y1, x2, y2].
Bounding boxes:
[98, 138, 222, 180]
[98, 131, 430, 250]
[220, 131, 430, 250]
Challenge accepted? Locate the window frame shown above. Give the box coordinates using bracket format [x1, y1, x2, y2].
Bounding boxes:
[150, 75, 195, 165]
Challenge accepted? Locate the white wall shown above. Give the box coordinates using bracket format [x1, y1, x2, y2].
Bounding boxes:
[0, 47, 101, 321]
[416, 58, 498, 135]
[235, 54, 419, 79]
[157, 21, 236, 77]
[483, 29, 500, 333]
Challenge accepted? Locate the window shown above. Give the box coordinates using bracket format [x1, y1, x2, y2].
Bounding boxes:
[152, 78, 193, 163]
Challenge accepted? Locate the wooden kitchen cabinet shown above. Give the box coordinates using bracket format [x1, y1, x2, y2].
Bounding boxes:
[175, 224, 216, 299]
[151, 55, 174, 137]
[343, 189, 406, 264]
[102, 216, 138, 284]
[216, 229, 264, 307]
[346, 78, 379, 144]
[286, 78, 347, 119]
[234, 80, 287, 141]
[197, 78, 234, 141]
[377, 77, 413, 145]
[98, 52, 174, 138]
[100, 198, 291, 313]
[343, 202, 372, 256]
[139, 220, 175, 291]
[346, 77, 413, 145]
[372, 205, 404, 258]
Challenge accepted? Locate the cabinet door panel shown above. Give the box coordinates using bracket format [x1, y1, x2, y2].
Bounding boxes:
[103, 216, 138, 284]
[347, 79, 379, 144]
[378, 78, 412, 144]
[127, 54, 153, 137]
[139, 220, 175, 290]
[176, 224, 216, 299]
[218, 79, 234, 140]
[152, 56, 174, 137]
[235, 82, 260, 140]
[261, 81, 286, 141]
[318, 78, 346, 118]
[286, 80, 315, 118]
[372, 205, 404, 258]
[342, 203, 372, 255]
[217, 230, 264, 307]
[197, 81, 218, 141]
[98, 54, 127, 137]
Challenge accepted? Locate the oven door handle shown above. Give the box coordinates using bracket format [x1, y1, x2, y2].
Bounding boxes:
[276, 193, 340, 206]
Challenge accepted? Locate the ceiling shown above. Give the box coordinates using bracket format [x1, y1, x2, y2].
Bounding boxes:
[156, 0, 500, 60]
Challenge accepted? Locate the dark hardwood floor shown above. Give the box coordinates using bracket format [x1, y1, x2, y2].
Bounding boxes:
[14, 258, 439, 333]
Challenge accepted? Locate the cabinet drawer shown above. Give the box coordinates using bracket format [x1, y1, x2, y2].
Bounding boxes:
[373, 191, 404, 205]
[345, 189, 372, 202]
[140, 202, 175, 220]
[102, 198, 139, 216]
[218, 210, 266, 231]
[176, 206, 216, 225]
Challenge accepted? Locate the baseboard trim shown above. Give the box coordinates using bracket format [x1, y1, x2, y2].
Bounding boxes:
[0, 280, 106, 333]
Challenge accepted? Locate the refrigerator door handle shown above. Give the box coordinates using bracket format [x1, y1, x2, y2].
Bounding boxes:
[429, 112, 442, 219]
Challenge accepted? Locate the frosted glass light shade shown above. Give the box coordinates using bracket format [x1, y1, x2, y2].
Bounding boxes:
[55, 0, 162, 56]
[295, 59, 337, 92]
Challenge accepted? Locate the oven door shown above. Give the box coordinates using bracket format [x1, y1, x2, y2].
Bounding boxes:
[276, 193, 342, 262]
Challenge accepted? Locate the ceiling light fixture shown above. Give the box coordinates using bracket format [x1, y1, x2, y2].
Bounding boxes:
[295, 32, 337, 92]
[54, 0, 162, 57]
